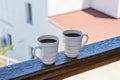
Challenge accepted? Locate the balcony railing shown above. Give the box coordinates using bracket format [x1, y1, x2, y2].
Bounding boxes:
[0, 36, 120, 80]
[0, 55, 19, 67]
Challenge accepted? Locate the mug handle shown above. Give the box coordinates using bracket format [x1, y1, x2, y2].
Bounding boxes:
[81, 34, 89, 47]
[33, 46, 42, 59]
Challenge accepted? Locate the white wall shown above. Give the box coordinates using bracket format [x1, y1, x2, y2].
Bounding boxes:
[91, 0, 120, 18]
[0, 0, 7, 20]
[1, 0, 63, 61]
[49, 0, 91, 16]
[48, 0, 120, 18]
[117, 0, 120, 17]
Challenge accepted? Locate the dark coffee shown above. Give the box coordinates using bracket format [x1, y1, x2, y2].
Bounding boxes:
[40, 39, 56, 43]
[65, 33, 81, 37]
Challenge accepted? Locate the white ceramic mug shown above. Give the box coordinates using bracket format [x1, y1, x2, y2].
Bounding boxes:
[33, 35, 59, 65]
[63, 30, 89, 58]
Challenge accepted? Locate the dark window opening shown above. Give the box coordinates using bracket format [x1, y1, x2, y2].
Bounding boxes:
[26, 3, 33, 24]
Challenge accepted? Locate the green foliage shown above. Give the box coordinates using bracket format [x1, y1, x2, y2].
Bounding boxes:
[0, 45, 13, 55]
[0, 45, 13, 66]
[0, 62, 5, 65]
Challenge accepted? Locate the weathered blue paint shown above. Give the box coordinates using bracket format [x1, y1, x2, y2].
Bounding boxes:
[0, 36, 120, 80]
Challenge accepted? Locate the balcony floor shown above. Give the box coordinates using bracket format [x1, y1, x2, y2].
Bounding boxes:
[64, 60, 120, 80]
[50, 8, 120, 43]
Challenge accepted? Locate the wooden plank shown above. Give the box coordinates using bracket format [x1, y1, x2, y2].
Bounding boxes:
[14, 48, 120, 80]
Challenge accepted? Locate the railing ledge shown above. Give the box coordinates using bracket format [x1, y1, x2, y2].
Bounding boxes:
[0, 36, 120, 80]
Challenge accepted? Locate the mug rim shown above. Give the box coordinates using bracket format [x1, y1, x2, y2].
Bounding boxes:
[37, 35, 59, 44]
[63, 30, 83, 37]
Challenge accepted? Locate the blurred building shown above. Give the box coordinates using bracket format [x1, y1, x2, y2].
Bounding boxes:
[0, 0, 120, 61]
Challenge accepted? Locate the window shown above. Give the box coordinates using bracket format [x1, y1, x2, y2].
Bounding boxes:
[26, 3, 32, 24]
[0, 33, 12, 50]
[7, 34, 12, 46]
[0, 38, 4, 49]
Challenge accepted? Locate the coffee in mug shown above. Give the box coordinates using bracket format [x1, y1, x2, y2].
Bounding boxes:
[40, 39, 56, 43]
[65, 33, 81, 37]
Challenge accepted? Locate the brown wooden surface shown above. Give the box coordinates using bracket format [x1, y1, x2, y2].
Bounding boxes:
[13, 48, 120, 80]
